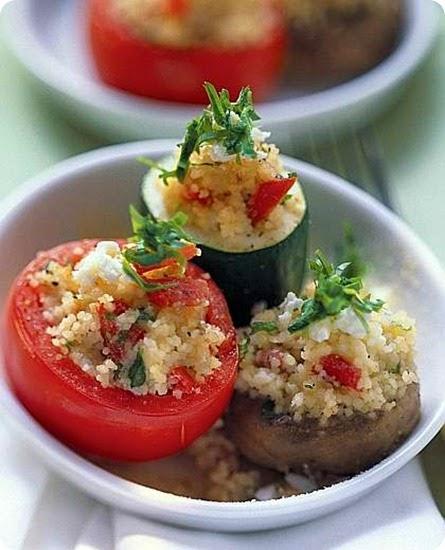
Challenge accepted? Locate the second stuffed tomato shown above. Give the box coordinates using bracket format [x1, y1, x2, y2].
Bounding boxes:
[4, 212, 238, 461]
[88, 0, 286, 103]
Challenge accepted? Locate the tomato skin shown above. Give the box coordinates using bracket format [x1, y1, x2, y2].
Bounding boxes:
[248, 177, 296, 225]
[3, 240, 238, 461]
[88, 0, 286, 104]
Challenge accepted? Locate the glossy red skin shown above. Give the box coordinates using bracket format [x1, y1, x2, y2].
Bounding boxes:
[3, 240, 238, 461]
[248, 177, 296, 225]
[88, 0, 286, 104]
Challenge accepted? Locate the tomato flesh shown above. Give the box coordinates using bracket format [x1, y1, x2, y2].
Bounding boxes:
[148, 276, 210, 308]
[3, 240, 237, 461]
[319, 354, 361, 390]
[247, 177, 296, 225]
[88, 0, 286, 103]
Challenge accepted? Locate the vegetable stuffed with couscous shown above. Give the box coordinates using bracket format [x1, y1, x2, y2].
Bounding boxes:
[226, 251, 420, 474]
[4, 207, 238, 461]
[88, 0, 286, 103]
[142, 83, 308, 325]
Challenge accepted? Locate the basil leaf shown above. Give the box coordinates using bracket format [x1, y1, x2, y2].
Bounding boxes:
[128, 350, 146, 388]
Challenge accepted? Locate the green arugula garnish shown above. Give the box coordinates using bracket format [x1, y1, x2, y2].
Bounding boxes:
[145, 83, 261, 185]
[337, 222, 367, 279]
[288, 251, 384, 332]
[122, 206, 196, 292]
[128, 349, 146, 388]
[251, 250, 384, 335]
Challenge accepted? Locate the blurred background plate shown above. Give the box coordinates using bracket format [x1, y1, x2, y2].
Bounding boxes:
[2, 0, 439, 147]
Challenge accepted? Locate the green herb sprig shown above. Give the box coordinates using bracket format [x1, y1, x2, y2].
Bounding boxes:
[144, 83, 261, 185]
[337, 222, 367, 279]
[123, 206, 196, 292]
[128, 349, 146, 388]
[251, 250, 384, 335]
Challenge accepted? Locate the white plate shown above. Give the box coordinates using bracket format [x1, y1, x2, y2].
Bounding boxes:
[2, 0, 439, 146]
[0, 140, 444, 532]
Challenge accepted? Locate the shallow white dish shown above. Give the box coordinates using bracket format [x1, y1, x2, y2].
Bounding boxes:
[2, 0, 439, 146]
[0, 140, 444, 532]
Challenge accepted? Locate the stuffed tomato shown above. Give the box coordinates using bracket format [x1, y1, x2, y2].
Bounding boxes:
[142, 84, 308, 326]
[88, 0, 286, 103]
[3, 209, 237, 461]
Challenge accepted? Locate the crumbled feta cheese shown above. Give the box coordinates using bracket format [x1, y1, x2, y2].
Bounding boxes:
[334, 307, 367, 338]
[308, 319, 331, 342]
[251, 127, 271, 143]
[73, 241, 129, 289]
[279, 292, 304, 313]
[209, 143, 235, 163]
[229, 111, 241, 125]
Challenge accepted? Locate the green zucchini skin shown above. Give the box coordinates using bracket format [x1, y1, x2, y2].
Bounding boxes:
[193, 211, 309, 326]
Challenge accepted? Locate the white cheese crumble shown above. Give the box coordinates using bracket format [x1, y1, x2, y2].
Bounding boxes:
[73, 241, 130, 290]
[334, 307, 367, 339]
[251, 127, 271, 143]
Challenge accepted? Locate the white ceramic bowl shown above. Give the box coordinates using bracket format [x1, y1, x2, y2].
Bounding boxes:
[2, 0, 439, 147]
[0, 141, 444, 532]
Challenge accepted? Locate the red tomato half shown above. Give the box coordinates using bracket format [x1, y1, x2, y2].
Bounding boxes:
[88, 0, 286, 103]
[3, 240, 238, 461]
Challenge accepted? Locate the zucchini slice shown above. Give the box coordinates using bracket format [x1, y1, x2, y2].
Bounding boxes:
[141, 159, 309, 326]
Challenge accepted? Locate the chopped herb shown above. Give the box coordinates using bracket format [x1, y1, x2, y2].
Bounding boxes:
[251, 321, 279, 334]
[128, 349, 146, 388]
[116, 330, 129, 344]
[239, 335, 250, 359]
[137, 309, 155, 323]
[288, 250, 384, 333]
[122, 257, 171, 293]
[337, 222, 367, 279]
[143, 83, 262, 184]
[122, 206, 197, 292]
[388, 362, 401, 374]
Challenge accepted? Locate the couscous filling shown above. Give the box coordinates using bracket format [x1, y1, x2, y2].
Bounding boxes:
[30, 241, 225, 397]
[237, 252, 417, 422]
[112, 0, 279, 48]
[148, 85, 306, 252]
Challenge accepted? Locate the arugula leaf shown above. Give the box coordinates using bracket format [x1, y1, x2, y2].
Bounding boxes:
[337, 222, 367, 279]
[288, 250, 384, 333]
[128, 349, 147, 388]
[142, 83, 263, 184]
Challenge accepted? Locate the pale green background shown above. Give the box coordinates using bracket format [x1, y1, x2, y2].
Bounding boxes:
[0, 6, 444, 511]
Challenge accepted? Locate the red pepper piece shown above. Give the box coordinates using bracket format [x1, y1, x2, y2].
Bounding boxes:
[113, 299, 129, 316]
[183, 186, 213, 207]
[127, 324, 146, 346]
[319, 354, 361, 390]
[247, 177, 296, 225]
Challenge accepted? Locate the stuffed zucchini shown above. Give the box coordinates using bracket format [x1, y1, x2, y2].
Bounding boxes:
[226, 251, 420, 475]
[141, 83, 308, 325]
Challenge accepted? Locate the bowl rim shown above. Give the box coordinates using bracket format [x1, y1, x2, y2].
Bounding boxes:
[1, 139, 445, 526]
[2, 0, 439, 127]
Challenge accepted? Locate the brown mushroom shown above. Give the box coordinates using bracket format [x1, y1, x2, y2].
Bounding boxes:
[226, 384, 420, 475]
